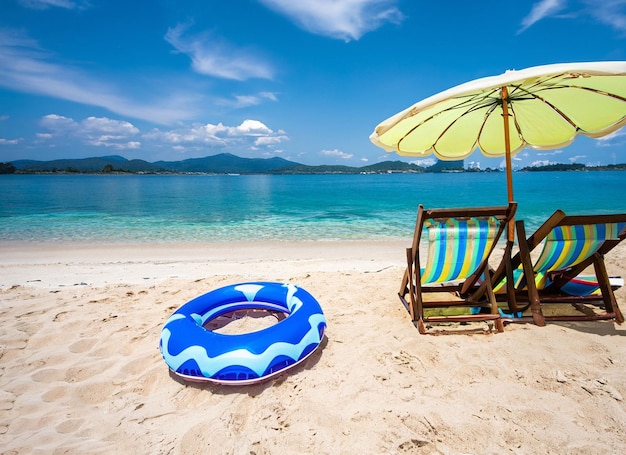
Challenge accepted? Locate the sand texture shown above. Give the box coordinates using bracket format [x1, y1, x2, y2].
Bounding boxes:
[1, 241, 626, 454]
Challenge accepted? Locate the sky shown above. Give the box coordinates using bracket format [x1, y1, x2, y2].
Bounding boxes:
[1, 0, 625, 169]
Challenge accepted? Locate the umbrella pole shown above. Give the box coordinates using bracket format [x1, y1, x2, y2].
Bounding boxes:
[500, 86, 521, 318]
[501, 86, 515, 242]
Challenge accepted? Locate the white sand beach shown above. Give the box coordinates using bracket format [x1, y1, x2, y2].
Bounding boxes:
[1, 240, 626, 454]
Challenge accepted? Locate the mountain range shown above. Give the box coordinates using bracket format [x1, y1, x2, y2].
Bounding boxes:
[6, 153, 464, 174]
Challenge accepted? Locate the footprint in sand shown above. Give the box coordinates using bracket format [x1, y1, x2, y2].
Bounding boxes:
[74, 381, 116, 405]
[56, 418, 84, 434]
[68, 338, 98, 353]
[120, 353, 156, 377]
[31, 368, 66, 383]
[0, 389, 15, 410]
[64, 361, 116, 383]
[41, 386, 69, 403]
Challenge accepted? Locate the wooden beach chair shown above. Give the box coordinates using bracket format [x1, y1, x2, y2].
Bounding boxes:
[495, 210, 626, 326]
[399, 203, 516, 334]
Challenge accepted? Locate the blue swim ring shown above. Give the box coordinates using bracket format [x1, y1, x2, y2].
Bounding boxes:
[159, 282, 327, 385]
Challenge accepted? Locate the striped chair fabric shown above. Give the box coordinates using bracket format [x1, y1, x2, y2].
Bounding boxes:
[421, 216, 501, 285]
[533, 221, 626, 290]
[494, 221, 626, 296]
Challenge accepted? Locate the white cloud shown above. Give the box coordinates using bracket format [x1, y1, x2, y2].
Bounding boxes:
[0, 28, 201, 125]
[519, 0, 626, 34]
[144, 119, 288, 151]
[530, 159, 556, 167]
[234, 119, 273, 135]
[321, 148, 353, 159]
[18, 0, 89, 9]
[410, 158, 436, 167]
[39, 114, 77, 131]
[596, 129, 626, 146]
[254, 136, 288, 146]
[216, 92, 280, 108]
[519, 0, 567, 33]
[0, 138, 22, 145]
[39, 114, 141, 149]
[81, 116, 139, 136]
[165, 24, 274, 81]
[568, 155, 586, 162]
[584, 0, 626, 32]
[257, 0, 404, 41]
[536, 150, 563, 156]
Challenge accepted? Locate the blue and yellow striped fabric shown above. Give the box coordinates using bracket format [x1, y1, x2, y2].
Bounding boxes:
[421, 216, 500, 285]
[494, 221, 626, 295]
[533, 221, 626, 289]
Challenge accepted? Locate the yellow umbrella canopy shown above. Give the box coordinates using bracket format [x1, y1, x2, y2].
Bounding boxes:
[370, 61, 626, 205]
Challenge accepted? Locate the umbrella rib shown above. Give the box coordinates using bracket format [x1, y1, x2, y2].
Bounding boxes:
[539, 83, 626, 102]
[510, 83, 626, 132]
[397, 89, 500, 153]
[394, 70, 626, 153]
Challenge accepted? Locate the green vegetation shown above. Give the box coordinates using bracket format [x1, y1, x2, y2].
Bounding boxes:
[7, 154, 463, 175]
[5, 154, 625, 175]
[0, 162, 16, 174]
[521, 163, 626, 172]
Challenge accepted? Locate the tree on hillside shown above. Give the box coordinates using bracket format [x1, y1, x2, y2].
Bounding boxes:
[0, 162, 16, 174]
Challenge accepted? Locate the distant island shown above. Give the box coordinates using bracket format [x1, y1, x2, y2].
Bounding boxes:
[0, 153, 463, 175]
[0, 154, 624, 175]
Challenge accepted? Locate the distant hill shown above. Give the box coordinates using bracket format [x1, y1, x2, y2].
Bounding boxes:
[9, 153, 299, 174]
[7, 153, 464, 175]
[11, 155, 162, 173]
[429, 159, 464, 171]
[153, 153, 299, 174]
[274, 160, 427, 174]
[521, 163, 626, 172]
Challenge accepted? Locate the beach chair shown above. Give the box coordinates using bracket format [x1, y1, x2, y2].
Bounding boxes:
[399, 203, 516, 334]
[498, 210, 626, 326]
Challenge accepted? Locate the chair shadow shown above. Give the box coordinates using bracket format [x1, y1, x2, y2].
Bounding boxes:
[550, 321, 626, 337]
[416, 322, 500, 336]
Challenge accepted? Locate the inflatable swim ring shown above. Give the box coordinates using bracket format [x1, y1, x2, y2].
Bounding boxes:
[159, 282, 327, 385]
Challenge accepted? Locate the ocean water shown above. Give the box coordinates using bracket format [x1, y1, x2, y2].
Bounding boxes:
[0, 172, 624, 243]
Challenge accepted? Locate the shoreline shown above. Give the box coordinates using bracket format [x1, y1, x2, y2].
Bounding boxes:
[0, 239, 409, 289]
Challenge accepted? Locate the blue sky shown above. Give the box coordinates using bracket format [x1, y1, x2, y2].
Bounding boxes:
[1, 0, 625, 168]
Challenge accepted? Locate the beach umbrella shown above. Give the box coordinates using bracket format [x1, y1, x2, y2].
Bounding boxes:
[369, 61, 626, 240]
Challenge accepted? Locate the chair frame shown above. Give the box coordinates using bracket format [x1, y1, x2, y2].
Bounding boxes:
[399, 203, 516, 334]
[505, 211, 626, 325]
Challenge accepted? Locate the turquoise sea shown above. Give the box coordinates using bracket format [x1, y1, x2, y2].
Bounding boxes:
[0, 172, 624, 243]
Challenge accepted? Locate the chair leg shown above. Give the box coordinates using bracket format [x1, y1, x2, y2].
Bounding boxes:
[516, 220, 546, 327]
[406, 247, 430, 334]
[502, 240, 523, 313]
[484, 269, 504, 333]
[615, 306, 625, 325]
[531, 309, 546, 327]
[416, 318, 427, 334]
[405, 248, 416, 321]
[593, 254, 625, 324]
